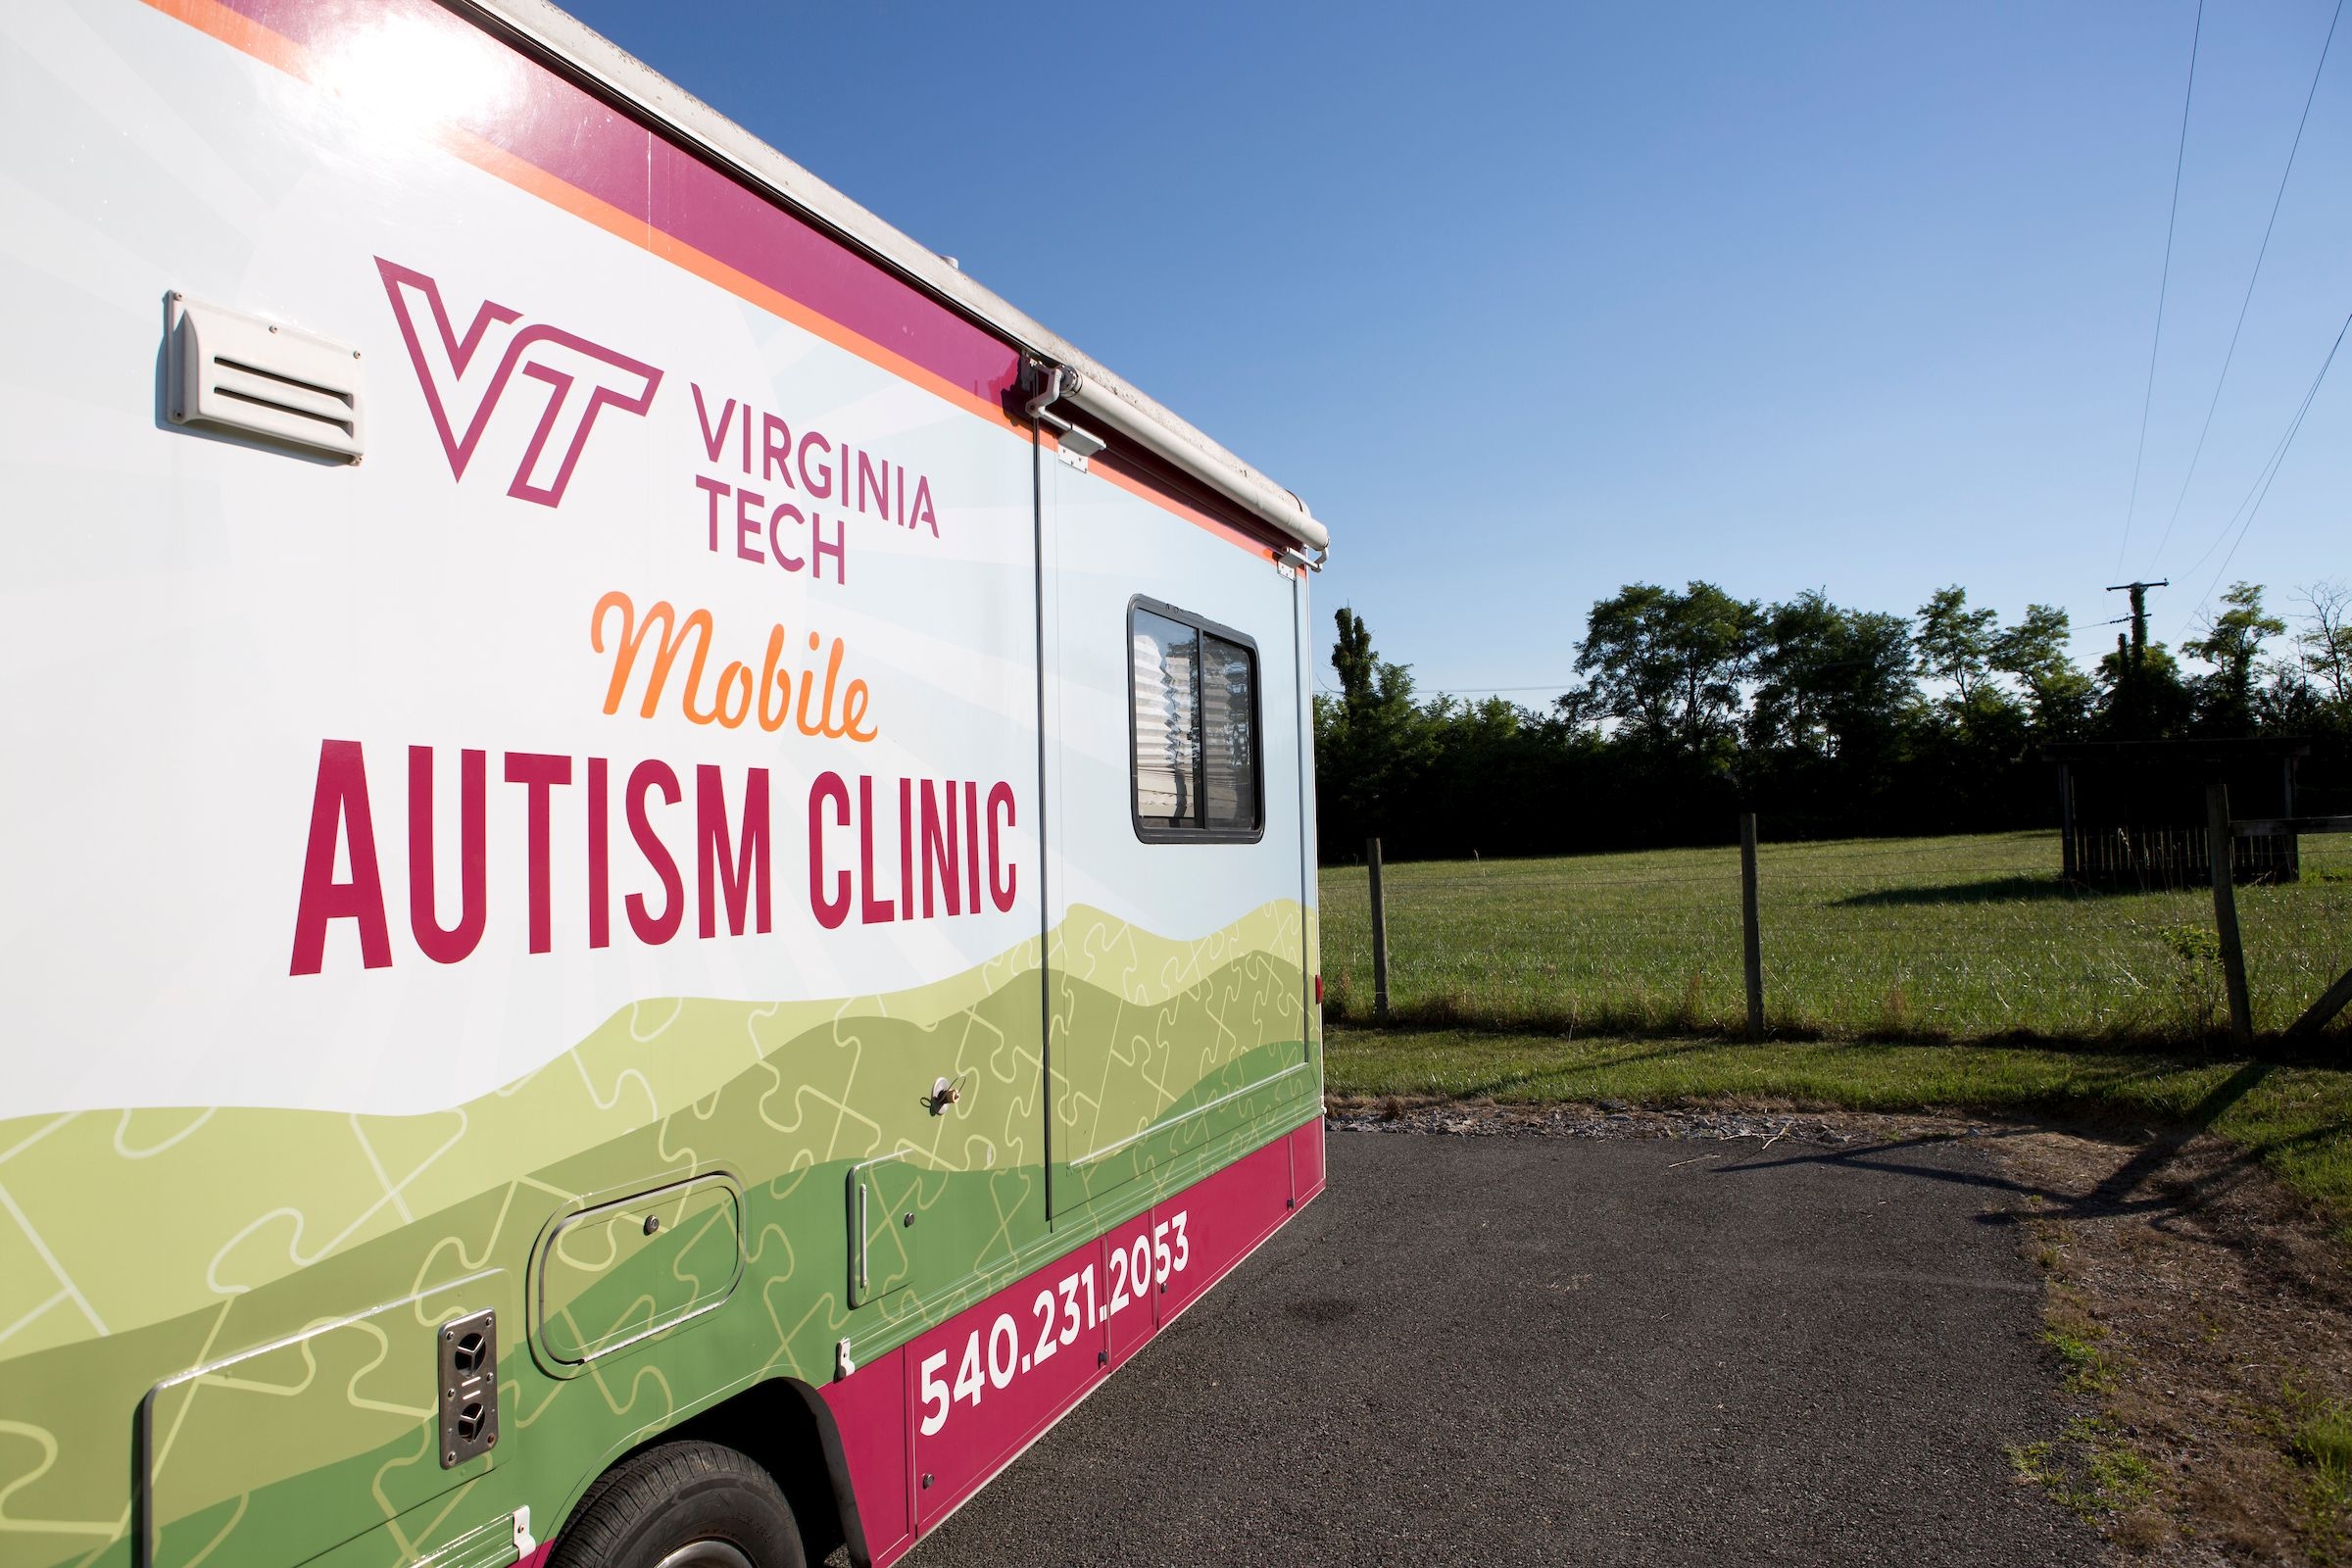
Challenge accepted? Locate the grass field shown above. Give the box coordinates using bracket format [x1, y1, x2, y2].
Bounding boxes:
[1319, 830, 2352, 1046]
[1323, 1029, 2352, 1234]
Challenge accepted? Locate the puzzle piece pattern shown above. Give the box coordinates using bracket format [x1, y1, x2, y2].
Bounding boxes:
[0, 900, 1308, 1568]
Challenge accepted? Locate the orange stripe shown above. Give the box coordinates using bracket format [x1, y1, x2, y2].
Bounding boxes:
[142, 0, 316, 74]
[1081, 453, 1277, 560]
[137, 0, 1279, 561]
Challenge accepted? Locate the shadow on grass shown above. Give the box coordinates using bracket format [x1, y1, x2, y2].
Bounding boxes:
[1419, 1040, 1713, 1102]
[1829, 875, 2124, 907]
[1829, 869, 2322, 906]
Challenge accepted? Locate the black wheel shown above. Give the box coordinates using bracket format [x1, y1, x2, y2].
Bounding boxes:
[550, 1441, 807, 1568]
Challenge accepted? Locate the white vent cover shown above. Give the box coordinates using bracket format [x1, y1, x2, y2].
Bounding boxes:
[168, 293, 364, 463]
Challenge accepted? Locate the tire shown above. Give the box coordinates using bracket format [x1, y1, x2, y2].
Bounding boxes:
[549, 1441, 808, 1568]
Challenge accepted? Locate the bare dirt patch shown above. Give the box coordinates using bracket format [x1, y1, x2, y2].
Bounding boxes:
[1987, 1124, 2352, 1565]
[1326, 1095, 2352, 1563]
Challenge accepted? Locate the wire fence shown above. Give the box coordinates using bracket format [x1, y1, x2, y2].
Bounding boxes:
[1317, 826, 2352, 1048]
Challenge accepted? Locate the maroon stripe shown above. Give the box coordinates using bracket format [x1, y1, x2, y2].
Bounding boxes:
[821, 1124, 1317, 1566]
[651, 146, 1022, 402]
[214, 0, 1022, 402]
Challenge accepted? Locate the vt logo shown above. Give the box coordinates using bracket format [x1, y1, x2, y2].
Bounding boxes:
[376, 258, 662, 507]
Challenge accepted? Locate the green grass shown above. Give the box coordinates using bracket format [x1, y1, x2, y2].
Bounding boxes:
[1321, 830, 2352, 1045]
[2281, 1384, 2352, 1548]
[2294, 1395, 2352, 1484]
[2009, 1415, 2156, 1519]
[1324, 1030, 2352, 1228]
[2045, 1326, 2120, 1396]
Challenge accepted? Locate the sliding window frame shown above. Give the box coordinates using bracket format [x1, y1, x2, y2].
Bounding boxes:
[1126, 594, 1265, 846]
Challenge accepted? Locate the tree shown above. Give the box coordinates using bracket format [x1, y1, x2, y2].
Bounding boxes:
[2096, 635, 2193, 740]
[1551, 684, 1605, 732]
[1991, 604, 2095, 737]
[2183, 582, 2286, 735]
[1914, 586, 1999, 709]
[1307, 575, 2351, 863]
[2254, 666, 2327, 734]
[1318, 607, 1430, 846]
[1575, 581, 1760, 756]
[2295, 581, 2352, 711]
[1328, 606, 1420, 734]
[1748, 591, 1915, 760]
[1331, 606, 1379, 709]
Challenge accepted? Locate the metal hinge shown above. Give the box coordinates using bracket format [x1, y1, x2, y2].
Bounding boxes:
[1053, 423, 1106, 472]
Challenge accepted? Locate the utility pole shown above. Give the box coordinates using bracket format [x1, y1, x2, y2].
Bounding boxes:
[2105, 579, 2169, 738]
[2105, 579, 2169, 664]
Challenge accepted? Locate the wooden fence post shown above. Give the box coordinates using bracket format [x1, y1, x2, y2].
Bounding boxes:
[2288, 967, 2352, 1042]
[1740, 812, 1764, 1041]
[1367, 837, 1390, 1025]
[2206, 783, 2253, 1049]
[2058, 763, 2078, 883]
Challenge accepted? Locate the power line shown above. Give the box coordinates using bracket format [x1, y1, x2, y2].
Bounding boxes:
[2181, 305, 2350, 623]
[2115, 0, 2205, 576]
[2150, 0, 2342, 569]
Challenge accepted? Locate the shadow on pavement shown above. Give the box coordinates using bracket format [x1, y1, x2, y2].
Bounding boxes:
[1713, 1062, 2279, 1245]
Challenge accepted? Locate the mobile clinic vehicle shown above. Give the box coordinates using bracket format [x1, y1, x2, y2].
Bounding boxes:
[0, 0, 1331, 1563]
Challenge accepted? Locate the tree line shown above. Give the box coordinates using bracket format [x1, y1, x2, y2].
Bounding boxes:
[1313, 579, 2352, 863]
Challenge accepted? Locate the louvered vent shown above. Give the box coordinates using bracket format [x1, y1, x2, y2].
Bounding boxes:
[167, 293, 365, 463]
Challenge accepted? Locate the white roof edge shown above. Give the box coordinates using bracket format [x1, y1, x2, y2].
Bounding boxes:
[451, 0, 1330, 556]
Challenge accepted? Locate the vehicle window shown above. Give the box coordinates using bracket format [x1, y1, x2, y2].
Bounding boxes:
[1130, 602, 1259, 840]
[1200, 634, 1256, 830]
[1131, 609, 1200, 825]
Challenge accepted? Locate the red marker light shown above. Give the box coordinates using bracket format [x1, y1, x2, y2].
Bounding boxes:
[1313, 974, 1323, 1004]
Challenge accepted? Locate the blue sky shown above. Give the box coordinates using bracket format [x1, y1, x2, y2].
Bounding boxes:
[564, 0, 2349, 705]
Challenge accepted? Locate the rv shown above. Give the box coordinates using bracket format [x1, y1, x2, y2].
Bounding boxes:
[0, 2, 1329, 1565]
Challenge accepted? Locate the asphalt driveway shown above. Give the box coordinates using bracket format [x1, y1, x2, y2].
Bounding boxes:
[907, 1126, 2100, 1566]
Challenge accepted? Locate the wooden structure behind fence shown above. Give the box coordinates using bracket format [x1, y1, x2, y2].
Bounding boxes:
[2044, 738, 2309, 889]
